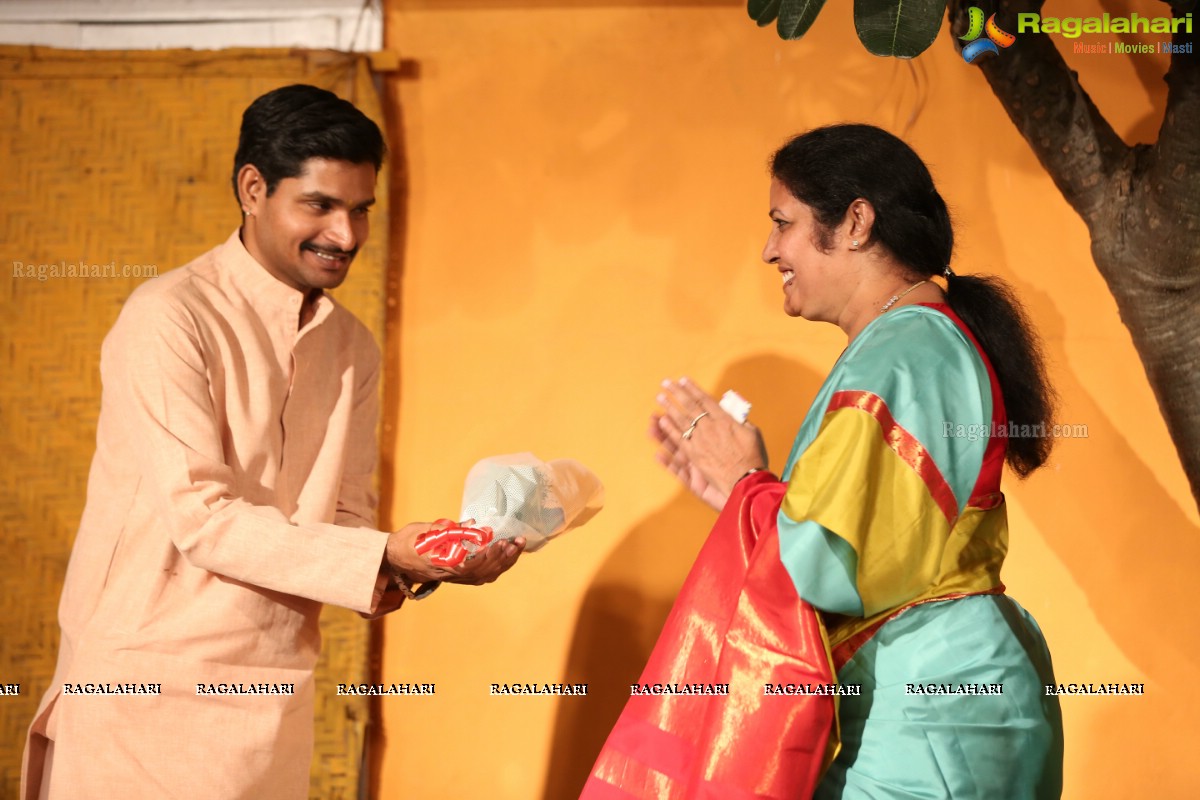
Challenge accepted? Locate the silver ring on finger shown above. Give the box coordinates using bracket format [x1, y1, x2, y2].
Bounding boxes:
[681, 411, 708, 441]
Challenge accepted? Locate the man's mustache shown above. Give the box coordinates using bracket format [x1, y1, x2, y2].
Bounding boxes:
[301, 242, 357, 258]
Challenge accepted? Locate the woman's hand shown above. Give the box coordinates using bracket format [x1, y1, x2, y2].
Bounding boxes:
[648, 413, 730, 510]
[650, 378, 767, 510]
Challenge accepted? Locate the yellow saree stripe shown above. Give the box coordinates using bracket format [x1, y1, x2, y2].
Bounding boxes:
[783, 408, 952, 617]
[781, 407, 1008, 641]
[826, 390, 961, 524]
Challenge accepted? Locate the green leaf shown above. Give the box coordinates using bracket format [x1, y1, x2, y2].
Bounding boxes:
[777, 0, 828, 40]
[853, 0, 947, 58]
[747, 0, 782, 27]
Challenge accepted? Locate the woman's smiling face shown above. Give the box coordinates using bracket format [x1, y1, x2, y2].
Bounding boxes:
[761, 178, 848, 323]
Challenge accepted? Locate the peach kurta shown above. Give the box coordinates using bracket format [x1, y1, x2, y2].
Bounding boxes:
[23, 231, 390, 799]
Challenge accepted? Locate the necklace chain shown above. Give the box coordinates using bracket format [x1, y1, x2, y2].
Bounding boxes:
[880, 279, 928, 313]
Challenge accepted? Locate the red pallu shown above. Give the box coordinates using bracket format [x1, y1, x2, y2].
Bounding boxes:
[581, 472, 836, 800]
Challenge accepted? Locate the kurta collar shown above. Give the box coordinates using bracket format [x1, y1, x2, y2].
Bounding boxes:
[217, 229, 332, 324]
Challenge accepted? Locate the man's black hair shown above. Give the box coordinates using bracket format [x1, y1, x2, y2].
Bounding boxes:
[232, 84, 386, 203]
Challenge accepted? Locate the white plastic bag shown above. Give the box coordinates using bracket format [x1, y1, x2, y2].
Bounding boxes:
[459, 453, 604, 552]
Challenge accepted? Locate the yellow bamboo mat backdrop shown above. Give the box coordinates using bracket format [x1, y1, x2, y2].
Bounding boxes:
[0, 46, 389, 799]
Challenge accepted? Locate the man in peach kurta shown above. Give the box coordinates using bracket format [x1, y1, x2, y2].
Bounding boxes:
[22, 85, 523, 799]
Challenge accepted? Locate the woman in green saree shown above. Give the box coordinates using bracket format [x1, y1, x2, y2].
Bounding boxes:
[585, 124, 1063, 799]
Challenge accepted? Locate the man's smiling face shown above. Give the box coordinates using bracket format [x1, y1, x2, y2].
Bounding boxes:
[239, 157, 377, 294]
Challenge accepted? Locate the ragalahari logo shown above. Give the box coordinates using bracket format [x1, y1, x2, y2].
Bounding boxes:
[960, 7, 1017, 62]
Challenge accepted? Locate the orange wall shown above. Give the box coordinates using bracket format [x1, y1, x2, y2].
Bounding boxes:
[380, 2, 1199, 797]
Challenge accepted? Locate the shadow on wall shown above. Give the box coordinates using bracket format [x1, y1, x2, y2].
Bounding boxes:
[540, 353, 827, 799]
[1003, 287, 1200, 789]
[948, 30, 1199, 784]
[1012, 286, 1200, 681]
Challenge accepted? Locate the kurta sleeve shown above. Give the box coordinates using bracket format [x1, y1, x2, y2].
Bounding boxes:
[775, 311, 996, 619]
[103, 293, 390, 615]
[334, 325, 382, 530]
[333, 327, 402, 616]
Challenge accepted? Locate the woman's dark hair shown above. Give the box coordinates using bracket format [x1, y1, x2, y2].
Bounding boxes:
[231, 84, 386, 203]
[771, 123, 1056, 476]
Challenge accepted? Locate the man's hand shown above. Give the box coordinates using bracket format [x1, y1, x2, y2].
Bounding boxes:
[386, 520, 525, 586]
[442, 535, 526, 584]
[362, 579, 409, 620]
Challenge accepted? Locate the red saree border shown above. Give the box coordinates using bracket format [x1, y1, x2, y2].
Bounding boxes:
[916, 302, 1008, 502]
[581, 469, 835, 799]
[826, 389, 960, 526]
